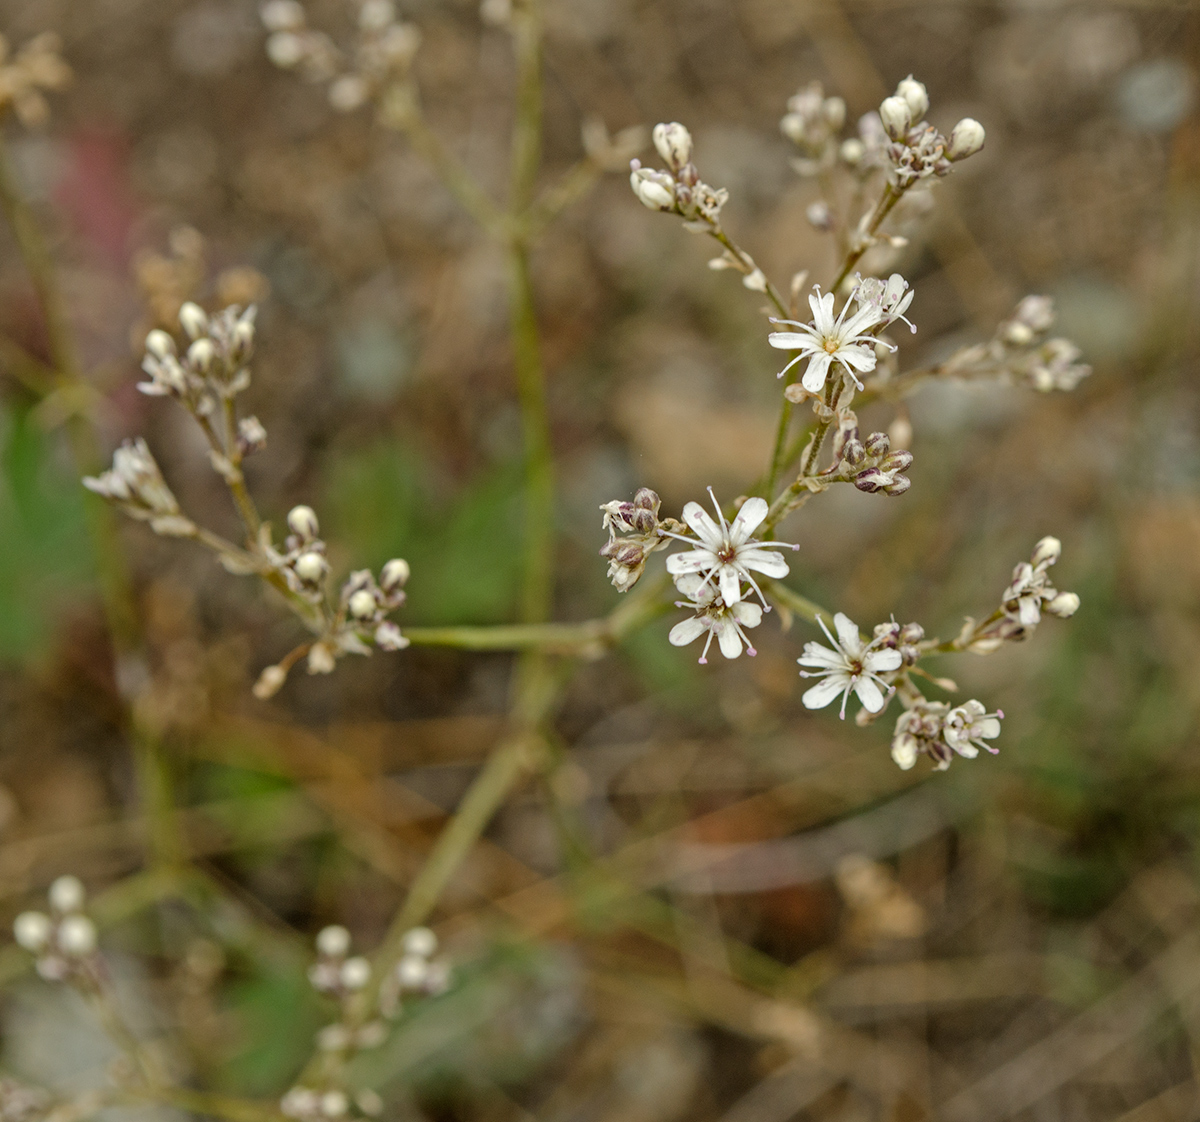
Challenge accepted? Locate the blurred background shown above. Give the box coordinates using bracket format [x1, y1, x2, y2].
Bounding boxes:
[0, 0, 1199, 1118]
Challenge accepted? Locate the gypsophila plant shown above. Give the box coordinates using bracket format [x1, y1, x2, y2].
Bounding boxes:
[0, 6, 1093, 1119]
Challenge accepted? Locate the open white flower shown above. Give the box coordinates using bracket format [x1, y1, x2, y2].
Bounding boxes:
[669, 574, 762, 663]
[664, 488, 796, 606]
[798, 612, 902, 718]
[943, 700, 1003, 759]
[768, 286, 885, 394]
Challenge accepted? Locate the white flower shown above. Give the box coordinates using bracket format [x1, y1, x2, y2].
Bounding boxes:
[669, 574, 763, 663]
[768, 286, 886, 394]
[1003, 536, 1073, 628]
[798, 612, 902, 718]
[853, 273, 916, 334]
[663, 489, 795, 607]
[943, 700, 1003, 759]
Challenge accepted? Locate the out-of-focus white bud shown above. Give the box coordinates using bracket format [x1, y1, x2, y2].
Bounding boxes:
[308, 643, 336, 675]
[287, 505, 319, 540]
[187, 338, 216, 370]
[320, 1090, 349, 1118]
[374, 622, 409, 650]
[348, 589, 377, 619]
[1003, 322, 1034, 346]
[652, 122, 693, 171]
[947, 118, 985, 161]
[806, 201, 833, 230]
[145, 329, 176, 359]
[316, 924, 351, 957]
[1014, 295, 1054, 332]
[879, 96, 911, 141]
[359, 0, 395, 30]
[340, 956, 371, 990]
[779, 113, 806, 143]
[261, 0, 306, 31]
[316, 1023, 352, 1052]
[253, 665, 288, 700]
[1046, 591, 1080, 618]
[629, 162, 675, 211]
[355, 1090, 384, 1117]
[396, 954, 428, 988]
[742, 268, 767, 292]
[839, 138, 865, 165]
[294, 551, 326, 583]
[402, 927, 437, 958]
[13, 911, 52, 952]
[281, 1088, 320, 1119]
[891, 733, 918, 770]
[424, 959, 451, 994]
[49, 875, 85, 914]
[379, 558, 409, 590]
[329, 75, 369, 113]
[823, 96, 846, 130]
[179, 302, 208, 340]
[57, 914, 97, 957]
[895, 76, 929, 122]
[1031, 536, 1062, 567]
[266, 31, 306, 67]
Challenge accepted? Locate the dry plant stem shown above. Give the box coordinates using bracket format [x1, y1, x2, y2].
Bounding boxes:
[0, 131, 185, 873]
[830, 180, 904, 293]
[221, 395, 262, 540]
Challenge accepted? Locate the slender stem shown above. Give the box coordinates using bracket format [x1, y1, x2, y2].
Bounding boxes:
[764, 581, 829, 627]
[707, 227, 790, 320]
[830, 180, 903, 293]
[508, 0, 543, 214]
[221, 396, 262, 541]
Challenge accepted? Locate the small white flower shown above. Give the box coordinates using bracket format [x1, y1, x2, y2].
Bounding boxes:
[629, 161, 676, 211]
[669, 574, 763, 664]
[943, 700, 1003, 758]
[663, 489, 795, 607]
[768, 286, 886, 394]
[798, 613, 902, 718]
[853, 273, 916, 334]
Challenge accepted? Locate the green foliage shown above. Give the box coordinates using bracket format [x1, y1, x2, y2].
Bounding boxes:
[322, 438, 525, 626]
[0, 406, 92, 661]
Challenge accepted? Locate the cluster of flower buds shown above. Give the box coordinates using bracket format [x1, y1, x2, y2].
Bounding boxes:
[336, 564, 411, 651]
[274, 504, 332, 603]
[306, 927, 391, 1056]
[281, 1086, 383, 1121]
[83, 438, 194, 537]
[12, 876, 98, 982]
[662, 490, 798, 663]
[629, 122, 729, 225]
[599, 488, 672, 592]
[890, 697, 1003, 771]
[262, 0, 420, 114]
[942, 296, 1091, 393]
[0, 32, 71, 128]
[138, 302, 257, 422]
[960, 537, 1080, 652]
[871, 618, 925, 666]
[779, 81, 846, 174]
[872, 76, 984, 187]
[832, 419, 913, 496]
[378, 926, 452, 1018]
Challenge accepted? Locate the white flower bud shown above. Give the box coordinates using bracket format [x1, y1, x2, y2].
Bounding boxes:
[316, 1023, 352, 1051]
[281, 1088, 320, 1119]
[652, 122, 692, 172]
[316, 924, 351, 957]
[947, 118, 985, 161]
[891, 733, 919, 771]
[1031, 536, 1062, 567]
[895, 76, 929, 122]
[839, 138, 865, 165]
[879, 96, 911, 141]
[779, 113, 805, 143]
[340, 955, 371, 990]
[396, 954, 428, 988]
[13, 911, 52, 951]
[49, 875, 85, 914]
[294, 551, 326, 583]
[179, 302, 208, 340]
[329, 75, 369, 113]
[57, 914, 97, 957]
[380, 558, 410, 591]
[355, 1090, 384, 1117]
[1046, 591, 1080, 618]
[287, 505, 320, 540]
[823, 96, 846, 131]
[187, 338, 216, 370]
[320, 1090, 349, 1118]
[348, 589, 377, 619]
[374, 622, 409, 651]
[359, 0, 395, 30]
[629, 163, 675, 211]
[145, 329, 176, 359]
[308, 643, 336, 675]
[401, 926, 437, 958]
[253, 665, 288, 700]
[261, 0, 306, 32]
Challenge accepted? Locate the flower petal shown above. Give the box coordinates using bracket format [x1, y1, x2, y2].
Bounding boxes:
[797, 643, 844, 669]
[738, 548, 790, 578]
[836, 345, 878, 372]
[728, 497, 768, 543]
[681, 502, 723, 548]
[768, 332, 817, 351]
[669, 617, 706, 646]
[801, 353, 832, 393]
[865, 648, 903, 673]
[853, 677, 885, 713]
[802, 675, 846, 709]
[833, 613, 861, 653]
[666, 550, 716, 575]
[731, 601, 762, 627]
[719, 566, 742, 606]
[716, 620, 743, 659]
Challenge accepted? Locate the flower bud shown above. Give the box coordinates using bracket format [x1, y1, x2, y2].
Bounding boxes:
[891, 732, 919, 770]
[823, 96, 846, 131]
[1014, 295, 1055, 333]
[380, 557, 410, 590]
[329, 75, 369, 113]
[316, 924, 351, 957]
[307, 643, 336, 674]
[629, 162, 675, 211]
[374, 621, 409, 650]
[864, 431, 891, 458]
[340, 956, 371, 990]
[261, 0, 306, 31]
[1031, 536, 1061, 567]
[895, 76, 929, 122]
[881, 449, 914, 473]
[402, 926, 437, 957]
[396, 954, 428, 988]
[57, 914, 97, 957]
[320, 1091, 349, 1118]
[287, 505, 320, 539]
[780, 113, 806, 143]
[294, 551, 326, 583]
[187, 337, 216, 371]
[266, 31, 306, 67]
[13, 911, 52, 952]
[652, 122, 693, 172]
[839, 138, 865, 165]
[49, 875, 85, 914]
[348, 589, 377, 619]
[882, 475, 912, 496]
[806, 201, 833, 230]
[947, 118, 985, 161]
[359, 0, 395, 30]
[1045, 591, 1080, 618]
[179, 301, 208, 340]
[145, 329, 176, 359]
[854, 469, 887, 493]
[841, 439, 866, 467]
[879, 96, 911, 141]
[252, 664, 287, 700]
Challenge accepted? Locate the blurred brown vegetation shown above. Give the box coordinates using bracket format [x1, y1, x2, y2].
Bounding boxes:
[1, 0, 1199, 1119]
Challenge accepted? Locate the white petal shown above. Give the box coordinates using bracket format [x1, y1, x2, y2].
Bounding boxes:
[768, 332, 817, 351]
[801, 353, 832, 393]
[716, 620, 743, 659]
[833, 613, 861, 653]
[976, 717, 1001, 739]
[955, 742, 980, 759]
[728, 497, 768, 543]
[682, 502, 723, 548]
[865, 648, 902, 673]
[719, 566, 742, 606]
[809, 290, 835, 331]
[669, 618, 706, 646]
[1018, 597, 1041, 627]
[673, 572, 709, 599]
[853, 677, 885, 713]
[731, 601, 762, 627]
[892, 735, 918, 770]
[666, 550, 716, 575]
[836, 345, 878, 372]
[802, 675, 846, 709]
[797, 644, 844, 669]
[738, 548, 790, 578]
